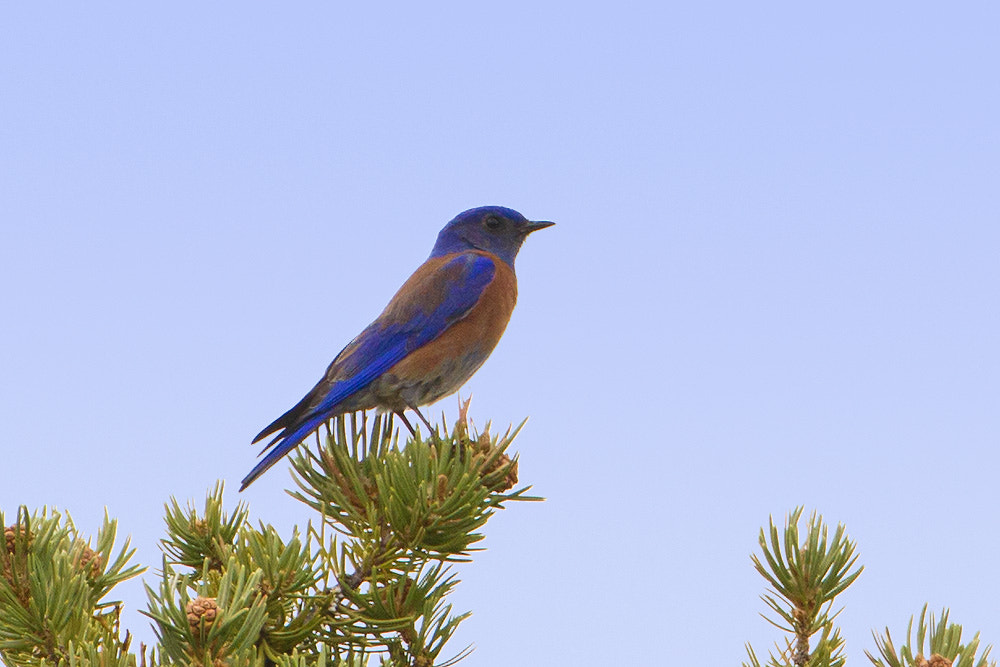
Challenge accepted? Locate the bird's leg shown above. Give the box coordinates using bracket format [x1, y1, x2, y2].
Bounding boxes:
[411, 406, 435, 434]
[395, 405, 436, 440]
[395, 411, 417, 436]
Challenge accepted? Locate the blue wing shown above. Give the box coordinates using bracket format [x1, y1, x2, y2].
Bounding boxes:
[241, 252, 497, 489]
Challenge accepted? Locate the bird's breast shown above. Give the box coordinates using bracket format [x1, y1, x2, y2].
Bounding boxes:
[378, 257, 518, 407]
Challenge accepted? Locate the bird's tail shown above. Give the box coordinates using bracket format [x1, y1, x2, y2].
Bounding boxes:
[239, 414, 330, 491]
[251, 390, 316, 444]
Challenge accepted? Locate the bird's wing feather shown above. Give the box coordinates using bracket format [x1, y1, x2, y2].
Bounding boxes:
[307, 252, 498, 417]
[241, 252, 496, 490]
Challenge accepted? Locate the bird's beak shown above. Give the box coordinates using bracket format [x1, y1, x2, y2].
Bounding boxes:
[524, 220, 555, 234]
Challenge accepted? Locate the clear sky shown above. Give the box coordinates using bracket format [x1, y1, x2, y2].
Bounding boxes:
[2, 3, 998, 665]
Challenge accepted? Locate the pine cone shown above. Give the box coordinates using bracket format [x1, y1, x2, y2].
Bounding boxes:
[186, 596, 220, 631]
[474, 433, 518, 491]
[76, 545, 104, 579]
[4, 524, 32, 554]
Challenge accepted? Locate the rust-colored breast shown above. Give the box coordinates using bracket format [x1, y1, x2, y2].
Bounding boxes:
[380, 253, 518, 407]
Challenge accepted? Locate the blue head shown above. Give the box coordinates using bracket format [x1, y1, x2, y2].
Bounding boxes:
[430, 206, 554, 267]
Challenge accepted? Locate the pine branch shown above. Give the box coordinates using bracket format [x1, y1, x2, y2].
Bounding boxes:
[744, 507, 862, 667]
[867, 604, 995, 667]
[0, 507, 144, 667]
[283, 404, 538, 665]
[1, 404, 537, 665]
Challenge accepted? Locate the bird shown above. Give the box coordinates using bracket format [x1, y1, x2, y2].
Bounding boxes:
[240, 205, 553, 490]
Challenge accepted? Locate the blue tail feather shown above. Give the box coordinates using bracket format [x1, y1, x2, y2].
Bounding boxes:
[239, 413, 331, 491]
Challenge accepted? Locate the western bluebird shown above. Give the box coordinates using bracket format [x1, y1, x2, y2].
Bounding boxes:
[241, 205, 553, 490]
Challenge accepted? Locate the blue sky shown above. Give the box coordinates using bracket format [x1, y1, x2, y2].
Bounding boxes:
[2, 3, 998, 664]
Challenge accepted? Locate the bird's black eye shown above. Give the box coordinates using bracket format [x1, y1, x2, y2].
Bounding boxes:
[484, 215, 503, 230]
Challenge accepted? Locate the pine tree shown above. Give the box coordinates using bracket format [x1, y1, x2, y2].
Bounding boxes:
[744, 508, 995, 667]
[0, 403, 537, 666]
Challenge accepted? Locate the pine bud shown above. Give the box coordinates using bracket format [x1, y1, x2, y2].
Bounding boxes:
[191, 518, 210, 536]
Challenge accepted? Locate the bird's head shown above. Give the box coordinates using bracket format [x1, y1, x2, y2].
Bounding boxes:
[430, 206, 554, 267]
